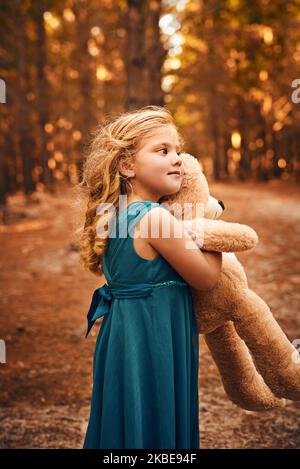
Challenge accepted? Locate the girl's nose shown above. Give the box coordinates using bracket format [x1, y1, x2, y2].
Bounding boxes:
[173, 153, 182, 165]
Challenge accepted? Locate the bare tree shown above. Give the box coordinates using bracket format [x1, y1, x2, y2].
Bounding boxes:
[145, 0, 166, 106]
[125, 0, 147, 110]
[35, 0, 54, 192]
[15, 0, 35, 196]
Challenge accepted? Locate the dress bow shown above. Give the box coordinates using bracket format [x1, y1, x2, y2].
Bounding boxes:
[85, 284, 113, 338]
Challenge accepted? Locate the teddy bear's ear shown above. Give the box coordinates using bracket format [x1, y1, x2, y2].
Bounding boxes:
[186, 153, 203, 171]
[197, 159, 204, 171]
[180, 152, 204, 174]
[186, 155, 203, 172]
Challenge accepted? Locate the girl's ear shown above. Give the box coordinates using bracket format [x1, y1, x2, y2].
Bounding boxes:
[118, 157, 135, 178]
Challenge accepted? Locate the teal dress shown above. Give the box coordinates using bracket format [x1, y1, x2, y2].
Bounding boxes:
[83, 200, 199, 449]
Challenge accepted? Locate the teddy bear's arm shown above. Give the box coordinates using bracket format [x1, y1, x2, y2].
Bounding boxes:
[183, 218, 258, 252]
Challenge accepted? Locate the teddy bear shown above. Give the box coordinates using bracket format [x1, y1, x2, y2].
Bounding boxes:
[161, 152, 300, 411]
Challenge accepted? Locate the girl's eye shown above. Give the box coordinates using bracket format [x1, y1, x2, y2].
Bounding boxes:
[158, 148, 182, 156]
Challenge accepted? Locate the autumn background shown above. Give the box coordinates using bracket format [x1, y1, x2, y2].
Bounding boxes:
[0, 0, 300, 448]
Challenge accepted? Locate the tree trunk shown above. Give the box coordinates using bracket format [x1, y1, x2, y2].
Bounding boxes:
[125, 0, 147, 110]
[15, 0, 35, 196]
[207, 78, 221, 180]
[237, 96, 251, 180]
[35, 0, 54, 192]
[145, 0, 165, 106]
[73, 3, 94, 182]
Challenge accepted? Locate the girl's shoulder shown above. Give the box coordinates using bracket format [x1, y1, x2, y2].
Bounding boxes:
[120, 200, 169, 222]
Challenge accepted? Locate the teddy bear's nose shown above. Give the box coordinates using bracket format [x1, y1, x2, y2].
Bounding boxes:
[218, 200, 225, 211]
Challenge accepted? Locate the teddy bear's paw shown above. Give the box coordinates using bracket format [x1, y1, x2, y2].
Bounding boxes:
[226, 223, 259, 252]
[271, 381, 300, 401]
[231, 395, 286, 412]
[242, 399, 286, 414]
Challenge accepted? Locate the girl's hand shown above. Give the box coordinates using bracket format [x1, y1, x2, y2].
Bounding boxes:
[181, 219, 204, 249]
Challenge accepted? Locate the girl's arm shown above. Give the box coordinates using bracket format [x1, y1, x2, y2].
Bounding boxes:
[139, 207, 222, 291]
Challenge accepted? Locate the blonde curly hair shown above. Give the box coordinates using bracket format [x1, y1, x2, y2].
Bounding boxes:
[74, 105, 184, 277]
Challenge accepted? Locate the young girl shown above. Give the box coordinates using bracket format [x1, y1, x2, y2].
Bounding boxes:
[79, 105, 222, 449]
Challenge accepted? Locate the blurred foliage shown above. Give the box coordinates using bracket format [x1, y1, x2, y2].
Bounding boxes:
[0, 0, 299, 206]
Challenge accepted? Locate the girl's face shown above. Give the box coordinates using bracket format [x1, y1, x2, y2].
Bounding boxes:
[126, 124, 184, 202]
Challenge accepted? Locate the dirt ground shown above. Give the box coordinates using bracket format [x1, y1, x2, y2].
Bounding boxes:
[0, 180, 299, 449]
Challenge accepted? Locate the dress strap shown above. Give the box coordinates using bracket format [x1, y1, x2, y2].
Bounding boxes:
[126, 201, 169, 238]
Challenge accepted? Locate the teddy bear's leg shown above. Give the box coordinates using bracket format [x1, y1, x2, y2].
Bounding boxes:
[205, 321, 285, 410]
[233, 289, 300, 400]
